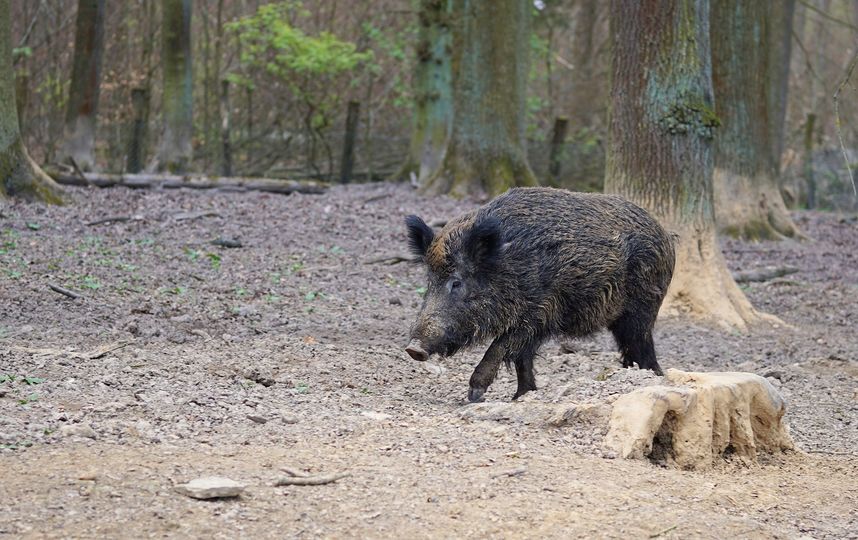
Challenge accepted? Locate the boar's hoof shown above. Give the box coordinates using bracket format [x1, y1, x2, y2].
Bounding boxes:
[468, 387, 486, 403]
[405, 340, 429, 362]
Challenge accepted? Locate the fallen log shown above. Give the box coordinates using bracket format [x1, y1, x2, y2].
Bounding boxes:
[732, 265, 799, 283]
[47, 171, 327, 196]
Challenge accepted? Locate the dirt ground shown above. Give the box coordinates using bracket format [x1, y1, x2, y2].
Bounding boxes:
[1, 183, 856, 539]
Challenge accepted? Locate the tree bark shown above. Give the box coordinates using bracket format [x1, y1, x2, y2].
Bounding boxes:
[397, 0, 453, 184]
[767, 0, 796, 184]
[152, 0, 193, 173]
[0, 0, 64, 203]
[605, 0, 766, 331]
[59, 0, 106, 172]
[711, 0, 802, 241]
[421, 0, 537, 198]
[568, 0, 600, 131]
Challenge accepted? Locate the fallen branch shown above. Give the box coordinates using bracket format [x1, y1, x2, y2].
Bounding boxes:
[732, 265, 799, 283]
[361, 193, 392, 204]
[48, 283, 81, 299]
[86, 341, 131, 359]
[273, 471, 350, 486]
[47, 171, 327, 196]
[365, 255, 412, 265]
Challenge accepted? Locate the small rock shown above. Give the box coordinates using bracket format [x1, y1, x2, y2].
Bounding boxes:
[60, 423, 97, 439]
[78, 471, 98, 481]
[423, 363, 447, 375]
[175, 477, 245, 499]
[280, 414, 299, 424]
[244, 368, 275, 387]
[248, 414, 268, 424]
[361, 411, 392, 421]
[388, 297, 402, 306]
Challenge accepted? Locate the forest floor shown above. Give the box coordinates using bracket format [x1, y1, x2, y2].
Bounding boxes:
[1, 183, 856, 539]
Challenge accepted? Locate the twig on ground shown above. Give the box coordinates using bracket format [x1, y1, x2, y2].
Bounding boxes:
[805, 449, 856, 457]
[365, 255, 412, 265]
[833, 48, 858, 197]
[279, 467, 311, 478]
[273, 471, 350, 486]
[211, 238, 243, 248]
[491, 467, 527, 479]
[48, 283, 81, 299]
[649, 524, 678, 538]
[173, 211, 222, 221]
[86, 341, 131, 360]
[362, 193, 392, 204]
[86, 216, 142, 226]
[732, 265, 799, 283]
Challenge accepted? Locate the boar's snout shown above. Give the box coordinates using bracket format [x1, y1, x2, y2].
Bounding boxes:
[405, 339, 429, 362]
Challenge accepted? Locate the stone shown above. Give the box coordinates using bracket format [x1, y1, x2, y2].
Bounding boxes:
[175, 477, 245, 499]
[59, 423, 97, 439]
[604, 369, 794, 470]
[247, 414, 268, 424]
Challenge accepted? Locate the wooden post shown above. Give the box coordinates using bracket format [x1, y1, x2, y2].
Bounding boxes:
[220, 79, 232, 177]
[127, 87, 149, 173]
[340, 100, 360, 184]
[804, 112, 816, 209]
[549, 117, 569, 181]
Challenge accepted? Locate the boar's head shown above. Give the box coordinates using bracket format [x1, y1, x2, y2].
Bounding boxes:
[403, 214, 504, 362]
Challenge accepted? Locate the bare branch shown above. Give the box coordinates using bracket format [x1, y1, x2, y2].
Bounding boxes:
[833, 49, 858, 198]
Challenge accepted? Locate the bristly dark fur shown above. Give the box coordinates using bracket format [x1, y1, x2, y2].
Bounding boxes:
[405, 187, 676, 402]
[462, 216, 502, 271]
[405, 215, 434, 259]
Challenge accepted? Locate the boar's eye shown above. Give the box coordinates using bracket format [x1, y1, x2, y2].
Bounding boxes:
[447, 279, 463, 294]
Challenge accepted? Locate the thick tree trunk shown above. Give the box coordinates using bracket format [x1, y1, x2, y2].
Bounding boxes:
[421, 0, 537, 199]
[152, 0, 193, 173]
[568, 0, 599, 131]
[58, 0, 105, 172]
[0, 0, 64, 203]
[767, 0, 795, 183]
[605, 0, 766, 331]
[711, 0, 802, 241]
[397, 0, 453, 183]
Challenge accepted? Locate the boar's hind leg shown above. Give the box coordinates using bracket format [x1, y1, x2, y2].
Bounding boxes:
[609, 310, 664, 376]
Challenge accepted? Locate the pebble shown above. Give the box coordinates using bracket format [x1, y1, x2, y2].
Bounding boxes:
[59, 423, 97, 439]
[280, 414, 300, 424]
[247, 415, 268, 424]
[175, 477, 245, 499]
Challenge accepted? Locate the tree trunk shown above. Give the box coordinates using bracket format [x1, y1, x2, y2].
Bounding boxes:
[0, 0, 64, 203]
[767, 0, 795, 184]
[605, 0, 766, 331]
[711, 0, 802, 241]
[152, 0, 193, 173]
[220, 80, 232, 177]
[421, 0, 537, 198]
[59, 0, 106, 172]
[568, 0, 599, 131]
[396, 0, 453, 183]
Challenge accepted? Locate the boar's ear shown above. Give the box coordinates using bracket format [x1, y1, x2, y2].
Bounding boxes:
[463, 216, 502, 268]
[405, 215, 435, 259]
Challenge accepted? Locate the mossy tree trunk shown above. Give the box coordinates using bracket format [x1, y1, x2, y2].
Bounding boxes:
[605, 0, 767, 331]
[58, 0, 105, 172]
[152, 0, 193, 173]
[396, 0, 452, 184]
[421, 0, 537, 199]
[568, 0, 599, 131]
[0, 0, 64, 203]
[711, 0, 802, 241]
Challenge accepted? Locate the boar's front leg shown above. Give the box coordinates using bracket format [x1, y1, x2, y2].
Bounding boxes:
[468, 332, 542, 403]
[468, 336, 507, 403]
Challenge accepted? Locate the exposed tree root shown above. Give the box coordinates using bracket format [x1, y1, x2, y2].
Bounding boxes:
[713, 169, 806, 241]
[1, 139, 65, 203]
[659, 227, 781, 331]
